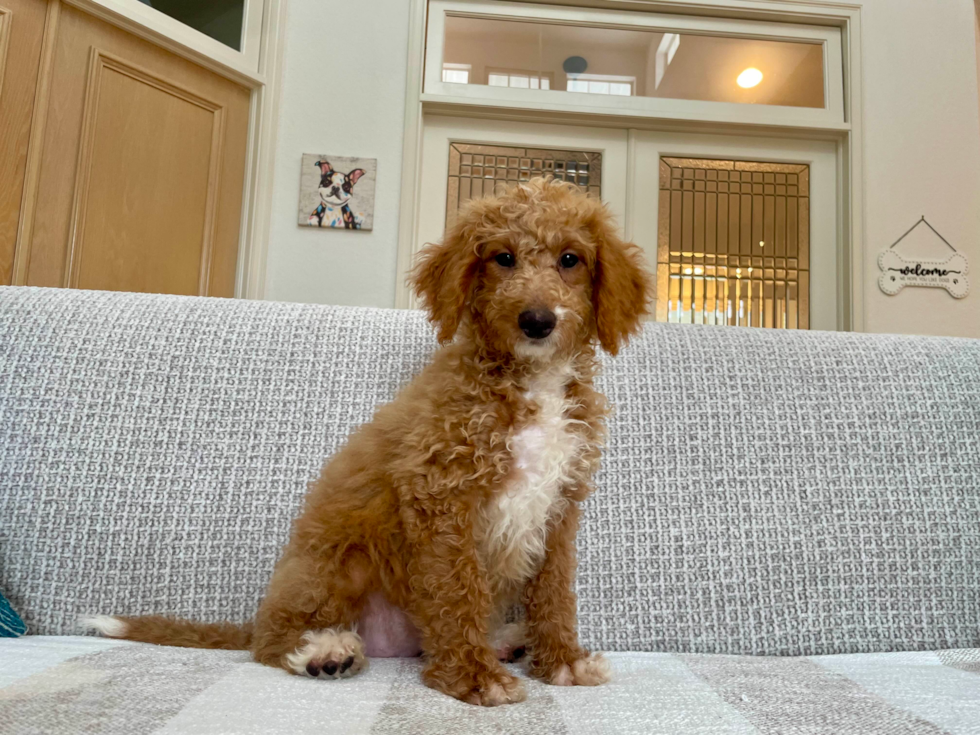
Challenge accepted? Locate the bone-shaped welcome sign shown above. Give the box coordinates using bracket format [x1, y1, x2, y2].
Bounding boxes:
[878, 250, 970, 298]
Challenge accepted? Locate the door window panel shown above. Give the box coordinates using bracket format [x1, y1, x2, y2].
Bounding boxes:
[445, 142, 601, 227]
[657, 157, 810, 329]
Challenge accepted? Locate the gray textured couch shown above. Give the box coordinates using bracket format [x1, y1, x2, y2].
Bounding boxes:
[1, 286, 979, 734]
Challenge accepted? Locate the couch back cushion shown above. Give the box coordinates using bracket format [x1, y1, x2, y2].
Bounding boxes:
[1, 287, 978, 655]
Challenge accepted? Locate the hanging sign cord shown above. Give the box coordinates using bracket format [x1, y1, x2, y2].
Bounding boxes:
[889, 216, 958, 252]
[920, 218, 958, 252]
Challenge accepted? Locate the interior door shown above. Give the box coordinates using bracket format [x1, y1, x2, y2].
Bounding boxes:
[630, 131, 839, 331]
[417, 116, 628, 293]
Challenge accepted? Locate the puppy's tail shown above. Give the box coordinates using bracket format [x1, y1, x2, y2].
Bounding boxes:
[79, 614, 252, 650]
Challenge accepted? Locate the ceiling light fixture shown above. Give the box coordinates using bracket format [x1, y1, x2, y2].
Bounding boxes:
[737, 68, 763, 89]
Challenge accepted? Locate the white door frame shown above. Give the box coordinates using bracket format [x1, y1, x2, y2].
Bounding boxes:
[394, 0, 864, 333]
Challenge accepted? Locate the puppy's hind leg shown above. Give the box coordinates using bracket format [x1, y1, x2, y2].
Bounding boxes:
[251, 548, 370, 680]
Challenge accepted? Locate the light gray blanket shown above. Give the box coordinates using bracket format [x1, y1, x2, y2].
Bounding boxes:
[2, 637, 979, 734]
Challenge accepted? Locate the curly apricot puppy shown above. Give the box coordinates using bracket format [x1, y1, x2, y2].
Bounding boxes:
[82, 178, 651, 706]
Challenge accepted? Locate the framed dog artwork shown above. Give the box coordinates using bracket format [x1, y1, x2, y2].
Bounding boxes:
[298, 154, 377, 230]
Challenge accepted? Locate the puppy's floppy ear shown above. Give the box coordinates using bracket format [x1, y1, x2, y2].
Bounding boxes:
[346, 169, 366, 186]
[589, 208, 652, 355]
[316, 160, 333, 175]
[411, 219, 482, 344]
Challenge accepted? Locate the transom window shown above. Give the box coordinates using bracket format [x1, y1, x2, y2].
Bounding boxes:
[425, 1, 845, 127]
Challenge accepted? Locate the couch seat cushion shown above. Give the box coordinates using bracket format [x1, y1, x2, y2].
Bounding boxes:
[1, 637, 978, 734]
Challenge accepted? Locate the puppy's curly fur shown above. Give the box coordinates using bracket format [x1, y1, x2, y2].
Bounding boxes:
[83, 179, 651, 706]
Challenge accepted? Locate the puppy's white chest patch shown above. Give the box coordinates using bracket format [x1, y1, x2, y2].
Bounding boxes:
[482, 368, 581, 581]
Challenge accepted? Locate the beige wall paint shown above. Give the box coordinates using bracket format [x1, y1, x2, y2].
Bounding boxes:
[859, 0, 980, 338]
[264, 0, 980, 338]
[263, 0, 410, 307]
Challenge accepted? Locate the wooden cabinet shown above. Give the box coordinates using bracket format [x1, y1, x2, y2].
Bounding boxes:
[2, 0, 251, 297]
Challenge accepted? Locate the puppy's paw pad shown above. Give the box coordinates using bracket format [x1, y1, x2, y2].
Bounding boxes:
[285, 629, 367, 680]
[550, 654, 611, 687]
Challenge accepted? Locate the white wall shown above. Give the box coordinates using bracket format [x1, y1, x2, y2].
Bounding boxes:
[263, 0, 410, 307]
[859, 0, 980, 338]
[263, 0, 980, 338]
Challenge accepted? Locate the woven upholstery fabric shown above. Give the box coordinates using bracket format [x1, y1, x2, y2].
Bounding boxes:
[1, 286, 979, 655]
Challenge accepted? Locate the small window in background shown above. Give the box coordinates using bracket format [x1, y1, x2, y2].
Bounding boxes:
[487, 68, 552, 90]
[442, 63, 472, 84]
[567, 74, 635, 96]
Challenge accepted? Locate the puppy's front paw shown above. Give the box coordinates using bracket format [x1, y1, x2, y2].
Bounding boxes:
[542, 653, 611, 687]
[284, 629, 367, 679]
[424, 662, 527, 706]
[466, 669, 527, 706]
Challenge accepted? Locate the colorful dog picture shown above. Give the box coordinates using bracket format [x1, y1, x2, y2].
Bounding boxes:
[298, 154, 377, 230]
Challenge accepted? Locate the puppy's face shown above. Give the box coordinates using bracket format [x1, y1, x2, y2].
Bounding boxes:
[472, 218, 596, 361]
[315, 162, 365, 206]
[412, 179, 651, 360]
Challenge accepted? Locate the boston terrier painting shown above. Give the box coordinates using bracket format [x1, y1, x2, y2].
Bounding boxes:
[309, 160, 366, 229]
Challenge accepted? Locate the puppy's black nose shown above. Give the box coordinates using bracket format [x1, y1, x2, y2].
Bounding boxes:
[519, 309, 557, 340]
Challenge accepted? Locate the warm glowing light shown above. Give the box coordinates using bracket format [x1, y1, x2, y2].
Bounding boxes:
[737, 68, 764, 89]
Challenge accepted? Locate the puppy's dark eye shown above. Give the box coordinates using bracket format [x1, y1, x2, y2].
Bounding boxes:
[494, 253, 516, 268]
[559, 253, 579, 268]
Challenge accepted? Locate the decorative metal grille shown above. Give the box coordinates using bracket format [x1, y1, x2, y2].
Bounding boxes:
[446, 143, 601, 227]
[657, 157, 810, 329]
